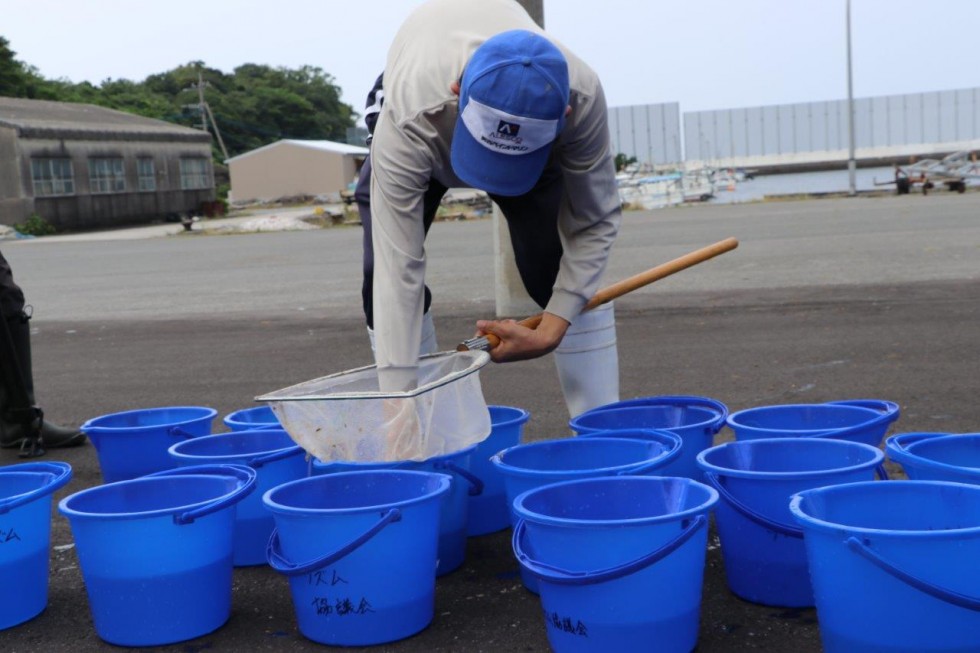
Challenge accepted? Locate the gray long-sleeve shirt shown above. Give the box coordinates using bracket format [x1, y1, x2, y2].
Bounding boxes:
[371, 0, 622, 391]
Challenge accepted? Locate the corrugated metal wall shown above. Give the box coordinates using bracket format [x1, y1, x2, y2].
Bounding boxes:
[608, 88, 980, 164]
[682, 87, 980, 161]
[607, 103, 682, 165]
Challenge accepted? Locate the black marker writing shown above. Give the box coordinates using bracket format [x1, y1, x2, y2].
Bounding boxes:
[545, 610, 588, 637]
[0, 528, 22, 544]
[310, 596, 375, 617]
[308, 569, 348, 587]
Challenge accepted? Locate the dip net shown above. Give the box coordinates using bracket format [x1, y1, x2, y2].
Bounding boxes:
[256, 351, 492, 462]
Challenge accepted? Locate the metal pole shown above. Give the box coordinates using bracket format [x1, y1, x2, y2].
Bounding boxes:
[198, 71, 208, 133]
[492, 0, 545, 317]
[846, 0, 857, 195]
[519, 0, 544, 27]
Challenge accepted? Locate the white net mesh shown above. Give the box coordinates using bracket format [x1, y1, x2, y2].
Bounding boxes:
[255, 351, 492, 462]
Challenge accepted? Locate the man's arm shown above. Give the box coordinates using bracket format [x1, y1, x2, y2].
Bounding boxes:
[475, 80, 620, 364]
[545, 78, 622, 325]
[369, 114, 432, 392]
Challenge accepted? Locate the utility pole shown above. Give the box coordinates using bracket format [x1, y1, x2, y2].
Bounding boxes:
[197, 71, 208, 132]
[494, 0, 545, 317]
[519, 0, 544, 26]
[846, 0, 857, 196]
[185, 70, 230, 162]
[204, 101, 230, 161]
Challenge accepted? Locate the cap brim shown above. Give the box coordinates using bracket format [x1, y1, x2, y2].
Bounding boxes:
[450, 118, 550, 197]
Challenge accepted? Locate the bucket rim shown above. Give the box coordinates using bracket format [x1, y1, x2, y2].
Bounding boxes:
[886, 433, 980, 479]
[885, 433, 980, 483]
[576, 427, 685, 444]
[490, 436, 673, 479]
[0, 462, 73, 510]
[262, 469, 452, 515]
[166, 428, 300, 463]
[513, 475, 719, 528]
[311, 457, 401, 470]
[310, 443, 479, 469]
[223, 405, 278, 424]
[696, 437, 884, 479]
[81, 405, 218, 432]
[726, 403, 880, 434]
[58, 469, 251, 521]
[790, 480, 980, 538]
[580, 394, 729, 419]
[488, 405, 531, 428]
[570, 403, 721, 433]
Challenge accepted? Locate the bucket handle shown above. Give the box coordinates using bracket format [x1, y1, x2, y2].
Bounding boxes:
[433, 460, 484, 496]
[845, 537, 980, 612]
[145, 464, 257, 524]
[807, 401, 898, 440]
[827, 399, 900, 424]
[704, 472, 803, 538]
[512, 515, 706, 586]
[0, 462, 73, 514]
[246, 445, 304, 469]
[169, 426, 200, 439]
[616, 438, 684, 477]
[653, 395, 729, 434]
[266, 508, 402, 576]
[887, 432, 948, 451]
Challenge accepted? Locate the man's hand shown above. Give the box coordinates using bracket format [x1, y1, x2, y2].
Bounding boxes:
[475, 312, 570, 363]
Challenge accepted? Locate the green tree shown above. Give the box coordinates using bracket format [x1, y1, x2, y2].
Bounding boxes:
[614, 153, 638, 172]
[0, 36, 29, 96]
[0, 40, 358, 158]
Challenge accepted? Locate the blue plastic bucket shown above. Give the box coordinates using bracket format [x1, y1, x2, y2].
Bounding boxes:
[311, 444, 481, 576]
[578, 427, 687, 453]
[81, 406, 218, 482]
[886, 432, 980, 484]
[58, 464, 256, 646]
[585, 394, 729, 420]
[0, 462, 72, 630]
[167, 428, 306, 566]
[568, 395, 728, 479]
[491, 434, 681, 593]
[467, 405, 530, 536]
[697, 438, 884, 607]
[791, 481, 980, 653]
[513, 476, 718, 653]
[727, 400, 899, 447]
[264, 470, 451, 646]
[222, 405, 280, 431]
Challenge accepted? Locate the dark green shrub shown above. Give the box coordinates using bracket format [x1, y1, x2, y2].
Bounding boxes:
[14, 213, 56, 236]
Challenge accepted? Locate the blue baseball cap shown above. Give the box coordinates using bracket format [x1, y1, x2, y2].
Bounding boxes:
[451, 30, 569, 197]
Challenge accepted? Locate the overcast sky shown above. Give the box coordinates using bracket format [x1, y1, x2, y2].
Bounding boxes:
[5, 0, 979, 124]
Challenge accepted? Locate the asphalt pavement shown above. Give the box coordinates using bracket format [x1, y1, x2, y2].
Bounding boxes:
[2, 192, 979, 652]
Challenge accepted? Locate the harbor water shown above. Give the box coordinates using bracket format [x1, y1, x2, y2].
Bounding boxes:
[713, 166, 905, 204]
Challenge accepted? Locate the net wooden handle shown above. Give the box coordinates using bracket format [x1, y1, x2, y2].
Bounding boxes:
[460, 237, 738, 351]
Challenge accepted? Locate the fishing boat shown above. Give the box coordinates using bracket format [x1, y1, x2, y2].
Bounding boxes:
[617, 172, 685, 210]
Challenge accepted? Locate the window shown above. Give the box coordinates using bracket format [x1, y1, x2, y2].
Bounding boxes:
[137, 158, 156, 192]
[30, 158, 75, 197]
[88, 158, 126, 194]
[179, 158, 210, 190]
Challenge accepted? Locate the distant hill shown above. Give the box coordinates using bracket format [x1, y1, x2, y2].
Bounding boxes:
[0, 36, 357, 158]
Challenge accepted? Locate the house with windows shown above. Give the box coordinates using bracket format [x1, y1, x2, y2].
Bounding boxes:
[0, 96, 214, 231]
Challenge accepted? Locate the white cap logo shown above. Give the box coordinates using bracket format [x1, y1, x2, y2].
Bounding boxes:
[460, 98, 558, 156]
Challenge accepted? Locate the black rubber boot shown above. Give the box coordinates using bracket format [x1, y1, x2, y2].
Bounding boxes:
[0, 412, 86, 450]
[0, 311, 86, 452]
